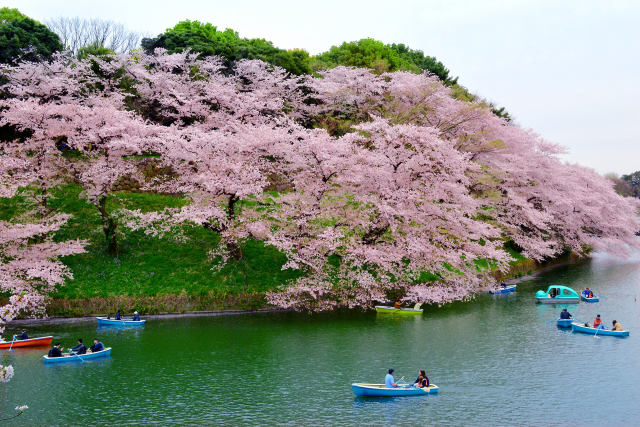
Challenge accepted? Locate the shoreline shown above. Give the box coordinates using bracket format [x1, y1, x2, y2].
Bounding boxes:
[8, 253, 589, 325]
[8, 308, 282, 326]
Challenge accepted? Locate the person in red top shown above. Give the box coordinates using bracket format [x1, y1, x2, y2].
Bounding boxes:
[593, 314, 603, 329]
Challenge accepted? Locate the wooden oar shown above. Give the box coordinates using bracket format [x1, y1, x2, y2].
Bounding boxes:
[68, 349, 84, 363]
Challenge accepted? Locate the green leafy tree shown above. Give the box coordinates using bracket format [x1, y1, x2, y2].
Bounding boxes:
[77, 42, 116, 60]
[0, 7, 62, 64]
[141, 20, 311, 75]
[621, 171, 640, 198]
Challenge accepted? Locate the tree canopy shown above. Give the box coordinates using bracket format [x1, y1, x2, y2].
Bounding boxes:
[0, 7, 62, 64]
[311, 38, 457, 85]
[141, 20, 311, 75]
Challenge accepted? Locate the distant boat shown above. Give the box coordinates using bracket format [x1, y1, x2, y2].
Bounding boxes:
[571, 323, 629, 337]
[43, 347, 112, 364]
[0, 336, 53, 349]
[96, 317, 146, 327]
[535, 285, 580, 304]
[556, 318, 573, 328]
[375, 306, 423, 315]
[352, 383, 439, 397]
[580, 293, 599, 303]
[489, 285, 516, 294]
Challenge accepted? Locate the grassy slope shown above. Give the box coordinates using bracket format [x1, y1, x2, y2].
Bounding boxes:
[1, 185, 299, 303]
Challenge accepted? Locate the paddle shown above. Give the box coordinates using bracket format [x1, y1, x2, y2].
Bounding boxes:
[68, 349, 84, 363]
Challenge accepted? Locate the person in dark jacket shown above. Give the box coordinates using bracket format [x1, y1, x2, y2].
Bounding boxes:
[18, 330, 28, 340]
[115, 310, 122, 320]
[90, 339, 105, 352]
[48, 343, 63, 358]
[132, 311, 140, 321]
[70, 338, 86, 355]
[559, 308, 572, 319]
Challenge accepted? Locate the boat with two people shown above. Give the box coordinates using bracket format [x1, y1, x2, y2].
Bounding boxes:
[580, 287, 599, 303]
[96, 312, 145, 327]
[571, 321, 629, 338]
[535, 285, 580, 304]
[352, 368, 439, 397]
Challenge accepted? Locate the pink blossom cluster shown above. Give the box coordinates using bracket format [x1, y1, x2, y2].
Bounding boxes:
[1, 52, 638, 311]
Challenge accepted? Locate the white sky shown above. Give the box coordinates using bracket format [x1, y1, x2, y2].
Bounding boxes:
[7, 0, 640, 175]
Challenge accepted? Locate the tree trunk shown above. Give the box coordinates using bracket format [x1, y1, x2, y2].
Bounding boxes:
[96, 195, 118, 255]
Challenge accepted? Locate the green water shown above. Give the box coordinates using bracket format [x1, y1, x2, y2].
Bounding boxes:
[1, 253, 639, 426]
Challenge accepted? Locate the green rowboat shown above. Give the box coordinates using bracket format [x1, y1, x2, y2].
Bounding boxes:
[375, 306, 423, 315]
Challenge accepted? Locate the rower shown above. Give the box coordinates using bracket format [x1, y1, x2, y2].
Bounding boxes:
[385, 368, 398, 388]
[582, 288, 593, 298]
[18, 330, 28, 340]
[593, 314, 604, 329]
[133, 311, 140, 321]
[559, 308, 572, 320]
[393, 301, 402, 309]
[90, 339, 105, 352]
[70, 338, 86, 355]
[48, 343, 63, 358]
[115, 310, 122, 320]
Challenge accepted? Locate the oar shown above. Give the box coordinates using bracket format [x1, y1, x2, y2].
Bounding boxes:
[8, 336, 16, 351]
[68, 349, 84, 363]
[546, 317, 561, 325]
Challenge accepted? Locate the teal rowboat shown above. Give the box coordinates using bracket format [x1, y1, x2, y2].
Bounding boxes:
[580, 294, 600, 303]
[535, 285, 580, 304]
[375, 306, 423, 315]
[96, 317, 146, 327]
[43, 347, 112, 364]
[557, 318, 573, 328]
[571, 323, 629, 337]
[352, 383, 438, 397]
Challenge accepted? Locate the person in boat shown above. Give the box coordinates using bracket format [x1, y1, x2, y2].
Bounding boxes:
[612, 320, 623, 331]
[582, 288, 594, 298]
[385, 369, 398, 388]
[559, 308, 572, 320]
[500, 281, 507, 288]
[90, 339, 105, 352]
[48, 343, 63, 358]
[548, 288, 558, 298]
[133, 311, 140, 321]
[70, 338, 86, 355]
[414, 369, 430, 388]
[393, 301, 402, 309]
[593, 314, 604, 329]
[15, 330, 28, 340]
[115, 310, 122, 320]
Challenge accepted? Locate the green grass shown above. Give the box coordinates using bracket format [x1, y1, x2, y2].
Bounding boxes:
[3, 184, 299, 301]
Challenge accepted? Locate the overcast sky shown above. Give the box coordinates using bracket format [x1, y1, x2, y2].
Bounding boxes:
[7, 0, 639, 175]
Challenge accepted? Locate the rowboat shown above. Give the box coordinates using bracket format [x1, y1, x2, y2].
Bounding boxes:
[375, 306, 423, 315]
[489, 285, 516, 294]
[535, 285, 580, 304]
[43, 347, 112, 364]
[96, 317, 145, 327]
[556, 318, 573, 328]
[571, 322, 629, 337]
[352, 383, 439, 397]
[580, 294, 599, 303]
[0, 336, 53, 349]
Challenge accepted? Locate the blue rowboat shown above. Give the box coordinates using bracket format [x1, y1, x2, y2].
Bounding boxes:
[571, 322, 629, 337]
[580, 294, 599, 303]
[43, 347, 111, 364]
[352, 383, 438, 397]
[96, 317, 145, 327]
[489, 285, 516, 294]
[535, 285, 580, 304]
[557, 318, 573, 328]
